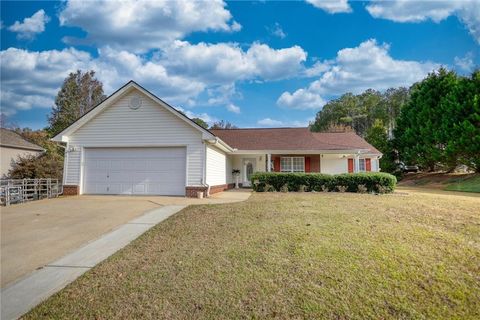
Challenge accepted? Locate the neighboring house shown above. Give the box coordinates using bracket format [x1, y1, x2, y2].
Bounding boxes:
[0, 128, 44, 177]
[53, 81, 381, 197]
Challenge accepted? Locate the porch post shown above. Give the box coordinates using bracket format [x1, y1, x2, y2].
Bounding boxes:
[354, 154, 360, 173]
[267, 153, 271, 172]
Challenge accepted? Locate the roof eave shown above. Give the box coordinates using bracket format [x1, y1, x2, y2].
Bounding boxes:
[230, 149, 381, 155]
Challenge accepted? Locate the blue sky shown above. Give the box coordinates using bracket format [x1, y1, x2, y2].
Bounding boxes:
[1, 0, 479, 130]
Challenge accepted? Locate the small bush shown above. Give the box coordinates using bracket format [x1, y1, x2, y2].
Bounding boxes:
[280, 184, 289, 193]
[251, 172, 396, 194]
[337, 185, 347, 193]
[357, 184, 367, 193]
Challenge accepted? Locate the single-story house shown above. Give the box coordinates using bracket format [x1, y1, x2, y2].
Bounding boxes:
[1, 128, 44, 177]
[53, 81, 381, 197]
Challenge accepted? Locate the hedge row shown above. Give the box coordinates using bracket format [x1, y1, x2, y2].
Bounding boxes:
[250, 172, 397, 193]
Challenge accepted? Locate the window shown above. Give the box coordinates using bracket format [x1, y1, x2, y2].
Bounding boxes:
[358, 158, 366, 172]
[280, 157, 305, 172]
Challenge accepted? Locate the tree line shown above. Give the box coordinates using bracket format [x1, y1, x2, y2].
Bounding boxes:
[310, 67, 480, 173]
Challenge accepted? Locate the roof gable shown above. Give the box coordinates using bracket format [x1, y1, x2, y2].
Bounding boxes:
[52, 81, 215, 142]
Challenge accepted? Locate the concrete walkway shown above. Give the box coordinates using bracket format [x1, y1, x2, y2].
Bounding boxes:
[1, 205, 186, 320]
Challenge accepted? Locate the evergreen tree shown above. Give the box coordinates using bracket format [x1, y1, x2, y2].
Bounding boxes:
[442, 70, 480, 172]
[192, 117, 209, 129]
[395, 68, 459, 171]
[48, 70, 106, 134]
[365, 119, 396, 173]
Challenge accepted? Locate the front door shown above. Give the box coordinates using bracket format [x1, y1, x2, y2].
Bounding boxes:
[242, 158, 256, 187]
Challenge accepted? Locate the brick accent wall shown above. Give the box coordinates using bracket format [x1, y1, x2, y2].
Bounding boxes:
[185, 183, 235, 198]
[185, 186, 207, 198]
[63, 185, 79, 196]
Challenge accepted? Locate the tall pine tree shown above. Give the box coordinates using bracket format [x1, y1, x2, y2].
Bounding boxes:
[48, 70, 106, 134]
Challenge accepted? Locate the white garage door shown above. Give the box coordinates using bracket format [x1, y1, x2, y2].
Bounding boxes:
[83, 147, 186, 196]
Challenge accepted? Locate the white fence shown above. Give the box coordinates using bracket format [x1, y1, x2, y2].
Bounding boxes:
[0, 179, 62, 206]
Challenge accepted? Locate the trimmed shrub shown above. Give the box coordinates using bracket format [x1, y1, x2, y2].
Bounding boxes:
[251, 172, 397, 194]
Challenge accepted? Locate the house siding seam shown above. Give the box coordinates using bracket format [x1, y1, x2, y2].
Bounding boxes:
[64, 89, 205, 188]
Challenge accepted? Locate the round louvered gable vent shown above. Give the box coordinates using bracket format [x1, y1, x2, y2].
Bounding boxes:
[129, 95, 142, 110]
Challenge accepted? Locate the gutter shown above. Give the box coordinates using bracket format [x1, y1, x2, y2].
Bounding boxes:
[205, 137, 235, 153]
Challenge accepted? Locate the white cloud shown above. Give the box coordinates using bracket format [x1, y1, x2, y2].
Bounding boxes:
[257, 118, 284, 126]
[268, 22, 286, 39]
[177, 108, 218, 126]
[257, 117, 314, 127]
[277, 89, 326, 109]
[246, 43, 307, 80]
[304, 60, 331, 77]
[0, 47, 204, 116]
[226, 103, 241, 114]
[0, 40, 308, 116]
[277, 39, 439, 109]
[8, 9, 50, 39]
[366, 0, 480, 43]
[306, 0, 352, 14]
[162, 41, 307, 83]
[59, 0, 241, 52]
[454, 52, 475, 72]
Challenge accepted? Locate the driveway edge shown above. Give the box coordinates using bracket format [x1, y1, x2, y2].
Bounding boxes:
[1, 205, 186, 320]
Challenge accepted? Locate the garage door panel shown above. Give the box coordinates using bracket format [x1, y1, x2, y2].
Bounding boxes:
[84, 148, 186, 196]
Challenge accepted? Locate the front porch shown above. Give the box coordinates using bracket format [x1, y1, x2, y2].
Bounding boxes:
[228, 152, 380, 187]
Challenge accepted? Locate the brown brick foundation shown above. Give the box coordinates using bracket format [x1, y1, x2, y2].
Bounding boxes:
[62, 185, 79, 196]
[185, 183, 235, 198]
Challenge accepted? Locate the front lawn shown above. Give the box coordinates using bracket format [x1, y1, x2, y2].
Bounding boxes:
[25, 191, 480, 319]
[445, 175, 480, 193]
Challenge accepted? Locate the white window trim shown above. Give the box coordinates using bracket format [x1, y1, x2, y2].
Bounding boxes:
[280, 156, 305, 173]
[358, 158, 366, 172]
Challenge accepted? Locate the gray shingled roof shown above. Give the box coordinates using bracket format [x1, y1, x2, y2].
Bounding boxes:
[0, 128, 44, 151]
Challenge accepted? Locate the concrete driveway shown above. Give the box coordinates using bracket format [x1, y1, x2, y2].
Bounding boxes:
[1, 190, 250, 288]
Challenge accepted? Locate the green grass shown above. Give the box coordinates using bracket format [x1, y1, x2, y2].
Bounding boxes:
[445, 175, 480, 193]
[24, 191, 480, 319]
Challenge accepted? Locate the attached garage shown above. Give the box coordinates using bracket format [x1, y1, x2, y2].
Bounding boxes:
[53, 81, 234, 197]
[83, 147, 186, 196]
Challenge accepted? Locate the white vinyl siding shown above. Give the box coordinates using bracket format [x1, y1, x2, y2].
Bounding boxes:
[320, 155, 348, 174]
[206, 145, 227, 186]
[226, 155, 233, 184]
[64, 88, 204, 188]
[64, 145, 81, 185]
